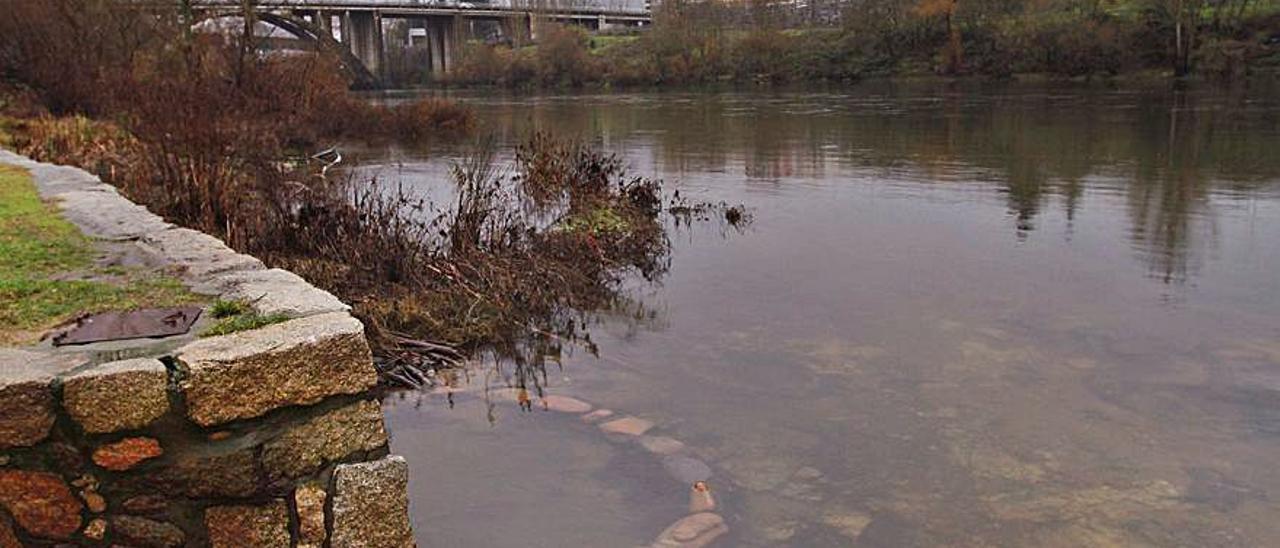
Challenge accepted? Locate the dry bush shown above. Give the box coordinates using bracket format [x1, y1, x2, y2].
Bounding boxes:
[535, 24, 602, 86]
[451, 24, 601, 88]
[4, 117, 140, 179]
[307, 134, 674, 379]
[382, 98, 476, 139]
[450, 42, 540, 86]
[731, 30, 796, 81]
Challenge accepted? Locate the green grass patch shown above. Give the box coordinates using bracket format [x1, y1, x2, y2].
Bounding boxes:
[209, 298, 250, 319]
[588, 35, 638, 52]
[558, 206, 630, 235]
[0, 163, 201, 345]
[201, 311, 290, 337]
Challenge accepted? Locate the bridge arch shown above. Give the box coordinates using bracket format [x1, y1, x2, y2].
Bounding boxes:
[194, 11, 381, 89]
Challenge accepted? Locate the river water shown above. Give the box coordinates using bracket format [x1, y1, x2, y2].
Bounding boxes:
[368, 83, 1280, 547]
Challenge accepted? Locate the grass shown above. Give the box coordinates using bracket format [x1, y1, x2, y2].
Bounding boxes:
[200, 298, 289, 337]
[588, 35, 638, 52]
[0, 163, 200, 345]
[208, 299, 249, 319]
[558, 206, 630, 235]
[201, 310, 290, 337]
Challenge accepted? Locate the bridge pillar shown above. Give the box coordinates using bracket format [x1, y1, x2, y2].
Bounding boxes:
[446, 15, 462, 70]
[425, 17, 450, 79]
[340, 11, 353, 44]
[499, 14, 532, 47]
[347, 11, 385, 78]
[314, 11, 334, 41]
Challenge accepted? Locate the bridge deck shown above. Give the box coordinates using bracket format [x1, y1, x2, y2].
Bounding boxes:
[193, 0, 651, 19]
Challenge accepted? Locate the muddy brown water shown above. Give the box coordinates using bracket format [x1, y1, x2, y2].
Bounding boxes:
[367, 83, 1280, 547]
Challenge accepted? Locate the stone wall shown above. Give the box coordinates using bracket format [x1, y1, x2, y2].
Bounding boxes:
[0, 150, 415, 547]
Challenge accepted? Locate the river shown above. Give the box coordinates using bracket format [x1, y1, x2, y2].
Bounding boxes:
[364, 83, 1280, 547]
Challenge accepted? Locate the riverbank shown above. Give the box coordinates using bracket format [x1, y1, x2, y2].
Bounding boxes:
[0, 149, 414, 546]
[441, 4, 1280, 88]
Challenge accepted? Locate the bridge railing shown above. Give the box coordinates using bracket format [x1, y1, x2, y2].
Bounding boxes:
[191, 0, 650, 16]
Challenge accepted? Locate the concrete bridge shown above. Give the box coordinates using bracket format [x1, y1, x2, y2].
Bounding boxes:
[193, 0, 651, 87]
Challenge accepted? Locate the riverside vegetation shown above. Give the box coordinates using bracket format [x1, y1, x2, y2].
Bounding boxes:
[0, 1, 744, 385]
[447, 0, 1280, 87]
[0, 164, 199, 345]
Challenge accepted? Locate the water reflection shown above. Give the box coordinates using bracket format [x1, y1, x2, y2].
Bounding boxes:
[371, 84, 1280, 546]
[399, 83, 1280, 287]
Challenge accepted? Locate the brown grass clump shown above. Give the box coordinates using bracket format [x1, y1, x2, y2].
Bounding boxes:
[316, 134, 672, 383]
[380, 98, 476, 141]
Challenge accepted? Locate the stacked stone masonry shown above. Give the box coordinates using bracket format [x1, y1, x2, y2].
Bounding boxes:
[0, 150, 415, 546]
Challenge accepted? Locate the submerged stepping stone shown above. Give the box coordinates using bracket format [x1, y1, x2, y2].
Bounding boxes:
[599, 416, 653, 436]
[542, 395, 592, 413]
[639, 435, 686, 455]
[662, 455, 713, 484]
[581, 409, 614, 423]
[651, 512, 728, 547]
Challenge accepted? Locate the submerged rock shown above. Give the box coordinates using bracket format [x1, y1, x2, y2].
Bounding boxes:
[331, 455, 414, 548]
[0, 470, 83, 539]
[793, 466, 824, 481]
[651, 512, 728, 547]
[61, 358, 170, 434]
[541, 395, 592, 413]
[662, 455, 713, 484]
[92, 437, 163, 471]
[639, 435, 686, 455]
[759, 520, 799, 542]
[822, 511, 871, 542]
[205, 500, 291, 548]
[599, 416, 654, 436]
[581, 409, 614, 423]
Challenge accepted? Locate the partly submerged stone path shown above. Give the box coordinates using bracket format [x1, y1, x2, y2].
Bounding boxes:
[0, 150, 414, 546]
[433, 382, 732, 547]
